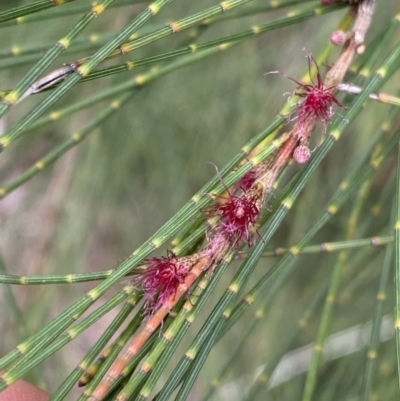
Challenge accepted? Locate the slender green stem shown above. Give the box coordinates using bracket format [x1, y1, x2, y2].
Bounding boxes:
[0, 0, 144, 27]
[0, 269, 128, 285]
[0, 91, 134, 198]
[395, 141, 400, 390]
[301, 19, 400, 401]
[257, 235, 392, 257]
[303, 150, 381, 399]
[0, 234, 392, 286]
[49, 294, 141, 401]
[0, 0, 77, 24]
[0, 254, 25, 331]
[176, 319, 224, 401]
[0, 2, 345, 95]
[0, 289, 133, 390]
[77, 308, 148, 400]
[212, 0, 317, 22]
[302, 236, 357, 400]
[360, 240, 393, 401]
[243, 282, 329, 401]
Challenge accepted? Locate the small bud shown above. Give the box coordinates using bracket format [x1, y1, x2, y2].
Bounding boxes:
[293, 144, 311, 164]
[356, 43, 366, 54]
[330, 30, 348, 46]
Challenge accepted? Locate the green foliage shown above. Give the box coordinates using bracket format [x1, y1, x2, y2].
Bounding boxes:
[0, 0, 399, 400]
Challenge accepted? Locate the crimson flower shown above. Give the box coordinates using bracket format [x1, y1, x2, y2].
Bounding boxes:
[134, 251, 189, 313]
[283, 53, 343, 129]
[206, 190, 261, 248]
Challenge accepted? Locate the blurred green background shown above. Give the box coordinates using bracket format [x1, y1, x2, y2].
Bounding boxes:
[0, 0, 399, 400]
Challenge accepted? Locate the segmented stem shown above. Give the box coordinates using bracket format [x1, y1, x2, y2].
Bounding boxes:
[395, 142, 400, 390]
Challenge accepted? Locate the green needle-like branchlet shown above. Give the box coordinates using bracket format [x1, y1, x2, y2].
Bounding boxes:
[80, 2, 345, 84]
[395, 142, 400, 390]
[0, 0, 143, 27]
[50, 294, 141, 401]
[360, 239, 393, 401]
[78, 309, 148, 400]
[302, 177, 374, 401]
[175, 319, 224, 401]
[0, 288, 133, 391]
[243, 282, 329, 401]
[0, 0, 77, 24]
[0, 92, 134, 198]
[0, 0, 320, 74]
[0, 236, 392, 287]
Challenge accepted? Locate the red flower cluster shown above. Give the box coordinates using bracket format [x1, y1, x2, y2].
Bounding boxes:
[207, 190, 261, 248]
[135, 251, 189, 313]
[284, 53, 343, 130]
